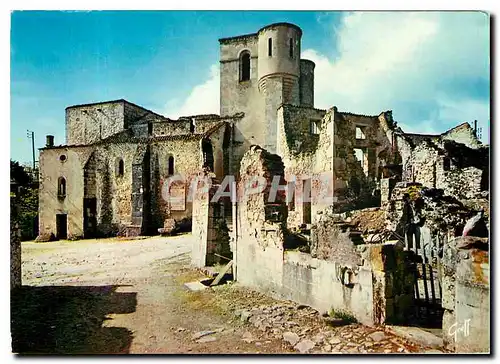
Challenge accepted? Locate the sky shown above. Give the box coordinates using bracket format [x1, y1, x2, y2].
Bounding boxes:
[10, 10, 490, 165]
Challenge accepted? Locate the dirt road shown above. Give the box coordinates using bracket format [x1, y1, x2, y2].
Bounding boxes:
[13, 234, 441, 355]
[13, 235, 292, 354]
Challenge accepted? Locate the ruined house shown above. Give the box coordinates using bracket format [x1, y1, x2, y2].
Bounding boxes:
[38, 22, 487, 240]
[37, 21, 489, 352]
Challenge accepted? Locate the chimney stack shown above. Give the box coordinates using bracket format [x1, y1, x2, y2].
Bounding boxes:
[46, 135, 54, 147]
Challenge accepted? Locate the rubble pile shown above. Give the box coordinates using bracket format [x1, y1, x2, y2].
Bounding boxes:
[385, 182, 479, 237]
[232, 302, 439, 354]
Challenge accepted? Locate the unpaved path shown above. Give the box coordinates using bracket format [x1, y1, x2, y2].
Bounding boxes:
[14, 235, 291, 354]
[13, 234, 443, 354]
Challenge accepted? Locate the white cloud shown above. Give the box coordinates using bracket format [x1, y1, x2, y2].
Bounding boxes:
[303, 12, 490, 140]
[162, 12, 489, 143]
[163, 64, 220, 118]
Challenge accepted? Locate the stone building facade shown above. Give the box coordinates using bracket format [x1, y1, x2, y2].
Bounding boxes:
[39, 99, 238, 238]
[38, 22, 488, 242]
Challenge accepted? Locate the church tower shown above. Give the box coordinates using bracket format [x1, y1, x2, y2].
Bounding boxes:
[219, 22, 314, 174]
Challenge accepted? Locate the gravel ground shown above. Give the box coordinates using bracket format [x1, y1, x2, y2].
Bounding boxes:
[12, 234, 444, 355]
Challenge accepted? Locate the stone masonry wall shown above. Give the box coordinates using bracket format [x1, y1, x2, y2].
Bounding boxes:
[442, 237, 489, 353]
[235, 146, 409, 325]
[236, 146, 288, 292]
[66, 101, 125, 145]
[38, 146, 93, 238]
[10, 204, 22, 289]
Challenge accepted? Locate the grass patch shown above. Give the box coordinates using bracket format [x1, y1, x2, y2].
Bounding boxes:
[328, 308, 358, 324]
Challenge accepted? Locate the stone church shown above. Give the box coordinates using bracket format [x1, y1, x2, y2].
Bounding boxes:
[38, 22, 487, 240]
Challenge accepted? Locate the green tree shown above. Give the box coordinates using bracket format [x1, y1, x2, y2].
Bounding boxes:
[11, 160, 38, 240]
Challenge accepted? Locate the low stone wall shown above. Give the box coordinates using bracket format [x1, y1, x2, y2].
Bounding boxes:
[442, 237, 490, 353]
[237, 232, 412, 326]
[11, 218, 22, 289]
[235, 146, 414, 326]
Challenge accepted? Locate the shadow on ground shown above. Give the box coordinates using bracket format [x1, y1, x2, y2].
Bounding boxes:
[11, 285, 137, 355]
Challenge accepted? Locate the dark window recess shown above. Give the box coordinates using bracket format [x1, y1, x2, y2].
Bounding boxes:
[310, 120, 320, 135]
[443, 157, 451, 171]
[168, 156, 175, 175]
[118, 159, 124, 177]
[287, 181, 295, 211]
[59, 154, 67, 162]
[58, 177, 66, 198]
[240, 52, 251, 81]
[202, 139, 214, 171]
[268, 38, 272, 56]
[148, 122, 153, 135]
[289, 38, 294, 58]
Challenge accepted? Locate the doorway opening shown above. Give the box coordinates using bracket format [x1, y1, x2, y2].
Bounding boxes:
[56, 213, 68, 239]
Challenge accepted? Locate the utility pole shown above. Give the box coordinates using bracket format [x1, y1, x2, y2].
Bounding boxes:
[26, 129, 35, 172]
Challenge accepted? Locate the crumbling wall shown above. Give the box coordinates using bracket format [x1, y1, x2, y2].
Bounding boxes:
[384, 182, 474, 241]
[236, 145, 288, 293]
[10, 201, 22, 289]
[191, 172, 230, 267]
[277, 106, 401, 228]
[441, 122, 483, 150]
[235, 146, 410, 325]
[311, 212, 362, 265]
[442, 237, 489, 353]
[310, 207, 414, 325]
[398, 124, 487, 200]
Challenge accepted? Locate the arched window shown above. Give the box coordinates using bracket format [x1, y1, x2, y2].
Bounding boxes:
[58, 177, 66, 198]
[118, 159, 124, 177]
[239, 51, 251, 82]
[168, 156, 175, 175]
[202, 139, 214, 171]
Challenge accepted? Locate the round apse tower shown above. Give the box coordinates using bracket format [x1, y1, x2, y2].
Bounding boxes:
[257, 23, 302, 104]
[257, 23, 302, 152]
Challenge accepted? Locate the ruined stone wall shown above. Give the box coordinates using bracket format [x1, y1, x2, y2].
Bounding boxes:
[334, 111, 398, 181]
[38, 146, 93, 238]
[236, 146, 287, 291]
[234, 146, 409, 325]
[310, 208, 414, 324]
[191, 174, 231, 267]
[299, 59, 314, 107]
[442, 237, 489, 353]
[10, 205, 22, 289]
[312, 214, 363, 266]
[276, 105, 328, 227]
[401, 139, 487, 200]
[66, 102, 125, 145]
[277, 106, 399, 227]
[441, 122, 483, 149]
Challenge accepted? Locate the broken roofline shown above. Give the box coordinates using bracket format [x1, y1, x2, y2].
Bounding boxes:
[161, 173, 341, 205]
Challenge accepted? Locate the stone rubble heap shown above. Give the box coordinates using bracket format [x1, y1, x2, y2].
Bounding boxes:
[232, 302, 441, 354]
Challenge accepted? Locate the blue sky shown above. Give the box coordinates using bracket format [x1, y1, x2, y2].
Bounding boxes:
[10, 11, 490, 165]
